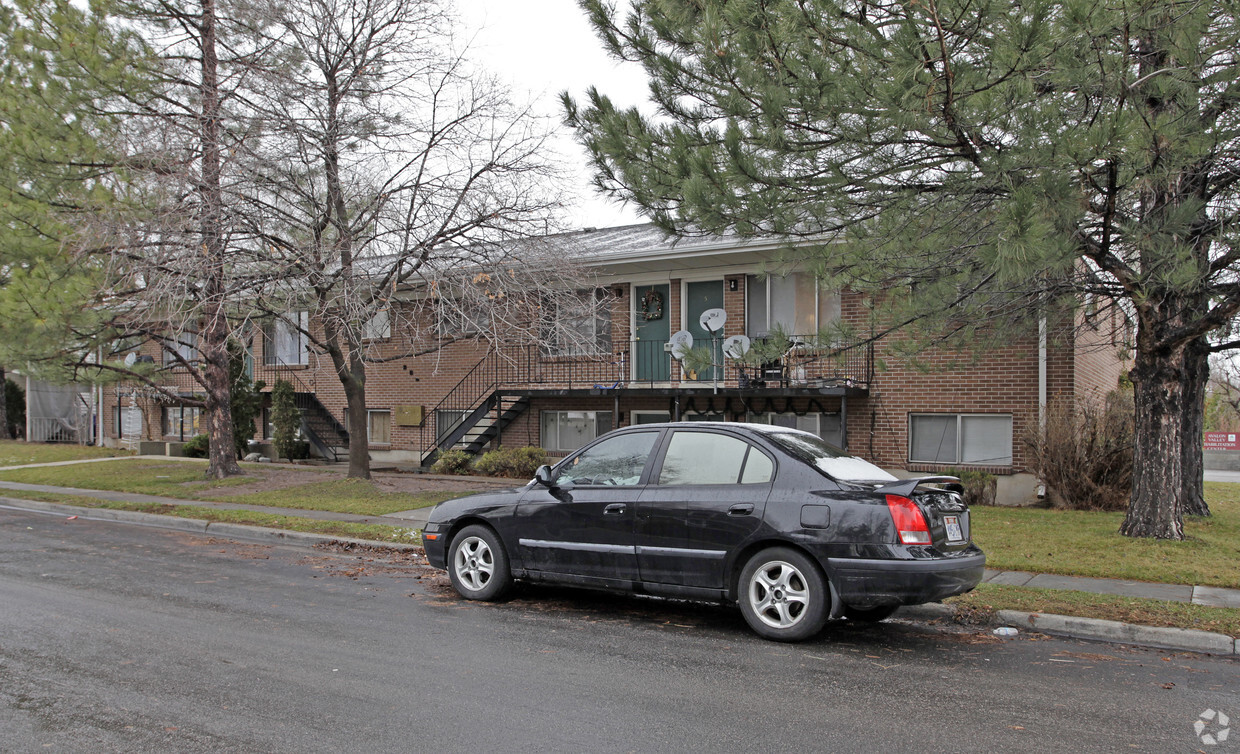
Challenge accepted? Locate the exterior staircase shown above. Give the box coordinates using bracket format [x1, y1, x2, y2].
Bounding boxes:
[294, 392, 350, 463]
[421, 392, 530, 469]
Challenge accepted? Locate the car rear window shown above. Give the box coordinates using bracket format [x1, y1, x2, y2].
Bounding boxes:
[762, 428, 897, 483]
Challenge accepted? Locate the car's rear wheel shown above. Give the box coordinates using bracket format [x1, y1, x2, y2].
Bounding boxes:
[844, 604, 899, 623]
[738, 547, 828, 642]
[448, 524, 512, 601]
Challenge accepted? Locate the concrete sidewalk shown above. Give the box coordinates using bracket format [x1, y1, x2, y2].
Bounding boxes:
[1, 474, 1237, 655]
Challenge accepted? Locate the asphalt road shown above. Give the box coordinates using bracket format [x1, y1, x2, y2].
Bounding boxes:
[2, 506, 1237, 754]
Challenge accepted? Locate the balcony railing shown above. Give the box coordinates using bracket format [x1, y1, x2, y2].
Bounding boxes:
[494, 335, 874, 391]
[418, 335, 874, 459]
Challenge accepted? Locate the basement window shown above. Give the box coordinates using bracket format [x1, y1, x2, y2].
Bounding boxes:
[368, 410, 391, 445]
[909, 413, 1012, 466]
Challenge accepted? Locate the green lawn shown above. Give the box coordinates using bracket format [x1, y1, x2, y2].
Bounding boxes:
[970, 482, 1240, 588]
[0, 458, 467, 515]
[0, 440, 133, 467]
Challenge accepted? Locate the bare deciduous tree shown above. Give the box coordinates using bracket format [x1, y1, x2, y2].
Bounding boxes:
[244, 0, 587, 478]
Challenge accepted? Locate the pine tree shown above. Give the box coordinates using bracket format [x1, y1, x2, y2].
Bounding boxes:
[568, 0, 1240, 539]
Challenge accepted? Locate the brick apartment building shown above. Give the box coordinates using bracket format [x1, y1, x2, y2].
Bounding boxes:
[102, 224, 1130, 504]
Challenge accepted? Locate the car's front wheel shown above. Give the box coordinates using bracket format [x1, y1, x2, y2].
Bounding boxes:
[448, 524, 512, 601]
[738, 547, 828, 642]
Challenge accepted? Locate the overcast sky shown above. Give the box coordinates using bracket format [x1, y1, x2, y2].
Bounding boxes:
[457, 0, 651, 230]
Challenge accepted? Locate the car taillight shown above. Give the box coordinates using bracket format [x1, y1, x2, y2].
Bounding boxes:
[886, 494, 931, 545]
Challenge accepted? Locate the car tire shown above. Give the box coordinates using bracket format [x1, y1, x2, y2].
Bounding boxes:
[844, 604, 899, 623]
[448, 524, 512, 601]
[737, 547, 829, 642]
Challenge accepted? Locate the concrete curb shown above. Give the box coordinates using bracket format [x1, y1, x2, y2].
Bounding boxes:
[5, 496, 1236, 655]
[0, 497, 421, 553]
[897, 602, 1238, 656]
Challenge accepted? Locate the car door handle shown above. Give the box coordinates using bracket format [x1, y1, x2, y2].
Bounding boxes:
[728, 504, 755, 516]
[604, 503, 627, 515]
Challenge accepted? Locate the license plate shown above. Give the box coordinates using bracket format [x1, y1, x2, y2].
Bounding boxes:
[943, 515, 964, 543]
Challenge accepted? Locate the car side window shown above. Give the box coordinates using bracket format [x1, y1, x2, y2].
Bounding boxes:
[659, 431, 770, 485]
[740, 448, 774, 484]
[555, 431, 658, 486]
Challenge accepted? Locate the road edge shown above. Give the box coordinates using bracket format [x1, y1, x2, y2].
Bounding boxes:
[0, 496, 422, 553]
[6, 496, 1235, 656]
[898, 603, 1238, 657]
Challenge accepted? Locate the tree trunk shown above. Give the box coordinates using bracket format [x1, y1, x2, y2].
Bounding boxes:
[1121, 344, 1186, 539]
[1181, 335, 1210, 517]
[322, 323, 370, 479]
[199, 0, 240, 479]
[343, 359, 370, 480]
[0, 365, 8, 440]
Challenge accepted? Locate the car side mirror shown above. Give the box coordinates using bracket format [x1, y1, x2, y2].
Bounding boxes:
[534, 465, 556, 488]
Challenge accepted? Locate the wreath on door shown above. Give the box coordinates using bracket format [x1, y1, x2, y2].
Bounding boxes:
[640, 289, 664, 321]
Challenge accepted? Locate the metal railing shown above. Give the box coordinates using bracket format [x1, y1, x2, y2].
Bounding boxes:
[417, 336, 873, 460]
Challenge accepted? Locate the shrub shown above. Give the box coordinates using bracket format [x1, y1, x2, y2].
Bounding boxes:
[471, 446, 547, 478]
[270, 380, 303, 460]
[183, 434, 210, 458]
[944, 468, 997, 507]
[430, 449, 472, 475]
[1023, 390, 1133, 511]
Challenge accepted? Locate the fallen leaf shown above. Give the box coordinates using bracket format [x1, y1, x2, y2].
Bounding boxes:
[1161, 682, 1175, 689]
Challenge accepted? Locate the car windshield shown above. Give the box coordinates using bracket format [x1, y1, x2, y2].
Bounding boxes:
[761, 428, 897, 482]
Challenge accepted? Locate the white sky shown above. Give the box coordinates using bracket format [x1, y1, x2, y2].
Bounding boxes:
[457, 0, 650, 230]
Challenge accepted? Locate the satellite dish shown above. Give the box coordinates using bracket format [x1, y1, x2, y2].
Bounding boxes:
[124, 352, 137, 367]
[698, 307, 728, 333]
[722, 335, 751, 360]
[668, 330, 694, 360]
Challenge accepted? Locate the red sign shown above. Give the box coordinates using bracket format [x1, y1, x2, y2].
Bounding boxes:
[1205, 432, 1240, 451]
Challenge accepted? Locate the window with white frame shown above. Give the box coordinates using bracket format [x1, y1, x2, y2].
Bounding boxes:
[909, 414, 1013, 466]
[746, 272, 841, 339]
[436, 409, 467, 441]
[541, 410, 613, 452]
[162, 332, 199, 366]
[368, 410, 391, 445]
[263, 313, 309, 366]
[362, 309, 391, 341]
[747, 411, 843, 447]
[542, 289, 611, 357]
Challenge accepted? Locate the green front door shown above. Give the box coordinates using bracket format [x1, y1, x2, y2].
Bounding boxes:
[634, 284, 671, 381]
[686, 280, 724, 381]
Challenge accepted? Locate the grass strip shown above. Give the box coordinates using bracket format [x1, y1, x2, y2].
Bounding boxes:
[0, 489, 421, 545]
[970, 485, 1240, 589]
[220, 478, 463, 515]
[0, 460, 464, 515]
[946, 583, 1240, 638]
[0, 440, 133, 467]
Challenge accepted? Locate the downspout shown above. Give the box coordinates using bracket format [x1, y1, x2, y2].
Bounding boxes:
[1038, 313, 1047, 498]
[25, 374, 31, 442]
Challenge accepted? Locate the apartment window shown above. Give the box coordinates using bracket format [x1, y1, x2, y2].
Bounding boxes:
[261, 407, 273, 439]
[746, 273, 841, 338]
[436, 409, 467, 441]
[162, 332, 198, 366]
[263, 313, 309, 366]
[748, 412, 843, 447]
[909, 414, 1013, 466]
[368, 410, 391, 445]
[542, 289, 612, 357]
[541, 410, 613, 452]
[362, 309, 391, 341]
[162, 405, 202, 440]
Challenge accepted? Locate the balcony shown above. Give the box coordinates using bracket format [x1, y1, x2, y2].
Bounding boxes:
[481, 335, 873, 393]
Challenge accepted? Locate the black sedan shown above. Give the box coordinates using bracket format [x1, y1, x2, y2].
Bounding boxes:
[422, 422, 984, 642]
